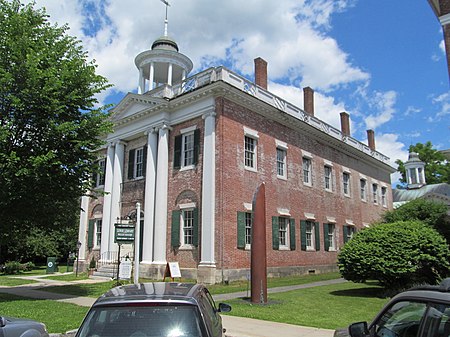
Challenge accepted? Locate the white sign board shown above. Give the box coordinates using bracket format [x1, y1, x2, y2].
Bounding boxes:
[168, 262, 181, 278]
[119, 260, 132, 280]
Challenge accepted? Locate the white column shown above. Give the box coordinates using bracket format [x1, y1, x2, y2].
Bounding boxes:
[153, 125, 170, 264]
[142, 129, 158, 264]
[167, 63, 173, 86]
[109, 141, 126, 256]
[182, 69, 186, 81]
[200, 111, 216, 266]
[138, 67, 145, 94]
[149, 62, 155, 90]
[78, 195, 90, 261]
[100, 143, 115, 259]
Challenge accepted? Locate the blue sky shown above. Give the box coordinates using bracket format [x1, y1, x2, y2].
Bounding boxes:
[27, 0, 449, 184]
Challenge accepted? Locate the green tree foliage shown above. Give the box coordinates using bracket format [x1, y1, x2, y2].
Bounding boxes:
[0, 1, 112, 261]
[381, 199, 450, 244]
[396, 141, 450, 186]
[338, 221, 450, 290]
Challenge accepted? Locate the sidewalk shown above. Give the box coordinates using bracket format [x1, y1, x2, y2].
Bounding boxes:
[0, 274, 339, 337]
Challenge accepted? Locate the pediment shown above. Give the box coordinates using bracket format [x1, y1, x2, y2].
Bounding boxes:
[110, 93, 166, 122]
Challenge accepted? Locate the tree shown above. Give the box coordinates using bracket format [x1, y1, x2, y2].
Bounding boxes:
[338, 221, 450, 291]
[381, 198, 450, 244]
[0, 0, 112, 261]
[396, 141, 450, 186]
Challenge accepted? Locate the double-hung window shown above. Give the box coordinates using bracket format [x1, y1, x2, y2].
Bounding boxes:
[324, 165, 333, 191]
[306, 221, 314, 250]
[174, 127, 200, 170]
[272, 216, 295, 250]
[343, 172, 351, 196]
[245, 212, 252, 246]
[276, 147, 287, 179]
[128, 146, 147, 180]
[278, 217, 288, 247]
[237, 211, 253, 249]
[301, 220, 320, 251]
[343, 225, 356, 243]
[171, 206, 198, 248]
[245, 136, 257, 170]
[324, 223, 336, 251]
[95, 220, 102, 247]
[381, 186, 387, 207]
[181, 209, 194, 246]
[372, 183, 378, 204]
[94, 158, 106, 187]
[302, 157, 312, 185]
[360, 179, 367, 201]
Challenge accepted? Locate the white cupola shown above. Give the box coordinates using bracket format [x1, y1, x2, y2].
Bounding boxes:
[404, 152, 426, 189]
[134, 1, 193, 94]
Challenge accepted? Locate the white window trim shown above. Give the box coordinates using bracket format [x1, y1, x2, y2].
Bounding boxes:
[343, 171, 351, 197]
[305, 220, 315, 251]
[276, 147, 287, 180]
[360, 178, 367, 202]
[244, 212, 252, 250]
[302, 156, 313, 187]
[327, 223, 337, 251]
[278, 217, 290, 250]
[275, 139, 288, 150]
[302, 150, 313, 159]
[180, 131, 195, 171]
[244, 135, 258, 172]
[381, 186, 388, 207]
[324, 165, 333, 192]
[304, 212, 315, 220]
[93, 216, 102, 249]
[244, 126, 259, 139]
[96, 158, 106, 187]
[372, 183, 379, 205]
[277, 208, 291, 216]
[179, 208, 195, 250]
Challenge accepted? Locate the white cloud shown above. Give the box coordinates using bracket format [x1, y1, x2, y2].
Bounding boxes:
[364, 90, 397, 130]
[431, 91, 450, 120]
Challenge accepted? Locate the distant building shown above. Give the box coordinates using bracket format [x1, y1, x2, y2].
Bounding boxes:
[77, 13, 395, 284]
[428, 0, 450, 81]
[393, 151, 450, 209]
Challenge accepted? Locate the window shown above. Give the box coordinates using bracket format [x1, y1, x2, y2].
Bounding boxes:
[324, 223, 336, 251]
[171, 208, 198, 247]
[372, 183, 378, 204]
[182, 132, 195, 167]
[276, 148, 286, 178]
[302, 157, 312, 185]
[245, 136, 257, 170]
[272, 217, 295, 250]
[301, 220, 320, 251]
[174, 128, 199, 170]
[381, 187, 387, 207]
[409, 168, 417, 184]
[181, 209, 194, 245]
[343, 225, 356, 243]
[128, 146, 147, 179]
[360, 179, 367, 201]
[237, 211, 253, 249]
[343, 172, 351, 196]
[324, 165, 333, 191]
[95, 220, 102, 247]
[93, 158, 106, 187]
[245, 212, 252, 246]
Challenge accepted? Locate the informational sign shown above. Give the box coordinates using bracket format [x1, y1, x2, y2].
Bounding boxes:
[119, 260, 132, 280]
[164, 262, 181, 280]
[114, 223, 135, 243]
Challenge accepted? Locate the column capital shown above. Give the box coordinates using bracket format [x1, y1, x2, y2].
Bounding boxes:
[202, 110, 217, 120]
[144, 127, 159, 136]
[154, 122, 173, 132]
[110, 139, 127, 147]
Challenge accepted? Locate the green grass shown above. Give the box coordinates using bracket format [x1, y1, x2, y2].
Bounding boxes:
[40, 280, 117, 297]
[0, 293, 88, 333]
[224, 281, 389, 330]
[0, 276, 38, 286]
[45, 272, 89, 282]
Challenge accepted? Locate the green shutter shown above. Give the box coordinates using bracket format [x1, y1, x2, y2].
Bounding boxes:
[142, 145, 147, 176]
[289, 218, 296, 250]
[343, 225, 349, 243]
[128, 149, 135, 179]
[171, 210, 181, 247]
[323, 223, 330, 251]
[174, 135, 182, 169]
[315, 221, 320, 251]
[272, 216, 279, 250]
[237, 212, 246, 249]
[193, 129, 200, 165]
[300, 220, 307, 251]
[87, 219, 95, 249]
[193, 208, 199, 246]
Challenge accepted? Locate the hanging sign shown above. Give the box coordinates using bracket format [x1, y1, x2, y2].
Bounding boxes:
[114, 223, 135, 243]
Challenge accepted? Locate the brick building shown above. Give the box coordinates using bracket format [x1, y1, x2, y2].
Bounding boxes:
[77, 27, 395, 284]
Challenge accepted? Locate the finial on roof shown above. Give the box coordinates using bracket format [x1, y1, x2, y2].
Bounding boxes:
[160, 0, 170, 37]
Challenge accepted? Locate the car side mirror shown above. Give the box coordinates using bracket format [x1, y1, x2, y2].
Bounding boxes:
[218, 303, 232, 313]
[349, 322, 369, 337]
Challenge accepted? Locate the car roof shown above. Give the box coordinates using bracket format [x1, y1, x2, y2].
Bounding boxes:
[390, 278, 450, 303]
[92, 282, 205, 307]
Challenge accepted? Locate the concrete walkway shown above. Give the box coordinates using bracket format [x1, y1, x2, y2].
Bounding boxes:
[0, 274, 340, 337]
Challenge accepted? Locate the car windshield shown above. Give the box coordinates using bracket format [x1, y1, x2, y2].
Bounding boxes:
[77, 304, 205, 337]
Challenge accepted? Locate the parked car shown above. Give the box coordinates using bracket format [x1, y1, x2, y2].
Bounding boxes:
[0, 316, 49, 337]
[75, 282, 231, 337]
[334, 278, 450, 337]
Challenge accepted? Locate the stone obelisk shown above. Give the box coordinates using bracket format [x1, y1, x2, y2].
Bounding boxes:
[251, 182, 267, 303]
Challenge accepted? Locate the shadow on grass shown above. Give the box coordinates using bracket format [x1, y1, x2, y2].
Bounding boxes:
[330, 286, 386, 299]
[40, 282, 115, 297]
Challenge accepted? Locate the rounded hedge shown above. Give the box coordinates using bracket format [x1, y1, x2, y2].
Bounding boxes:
[338, 221, 450, 289]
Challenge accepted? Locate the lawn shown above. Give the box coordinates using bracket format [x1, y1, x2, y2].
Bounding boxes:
[0, 272, 390, 333]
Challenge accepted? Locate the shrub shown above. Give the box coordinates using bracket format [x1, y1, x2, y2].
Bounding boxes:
[22, 261, 35, 271]
[338, 221, 450, 291]
[3, 261, 21, 274]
